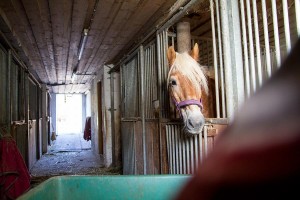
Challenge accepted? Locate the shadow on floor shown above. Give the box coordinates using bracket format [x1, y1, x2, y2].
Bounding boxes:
[29, 133, 121, 188]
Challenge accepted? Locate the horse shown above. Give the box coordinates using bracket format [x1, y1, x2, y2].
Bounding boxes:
[167, 43, 208, 136]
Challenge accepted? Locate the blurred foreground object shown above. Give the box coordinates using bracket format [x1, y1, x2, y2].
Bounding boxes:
[175, 39, 300, 200]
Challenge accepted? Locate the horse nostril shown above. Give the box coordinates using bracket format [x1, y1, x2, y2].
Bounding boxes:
[188, 119, 194, 128]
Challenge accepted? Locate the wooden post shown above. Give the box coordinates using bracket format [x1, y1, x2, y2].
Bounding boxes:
[176, 22, 191, 53]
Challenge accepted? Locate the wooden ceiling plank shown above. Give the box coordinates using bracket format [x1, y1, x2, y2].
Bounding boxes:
[65, 0, 89, 86]
[0, 0, 49, 82]
[22, 0, 56, 84]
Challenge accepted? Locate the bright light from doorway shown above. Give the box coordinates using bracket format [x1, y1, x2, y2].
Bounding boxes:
[56, 94, 82, 134]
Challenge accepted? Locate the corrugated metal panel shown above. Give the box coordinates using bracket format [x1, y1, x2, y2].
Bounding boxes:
[165, 123, 218, 174]
[143, 42, 158, 119]
[122, 56, 139, 118]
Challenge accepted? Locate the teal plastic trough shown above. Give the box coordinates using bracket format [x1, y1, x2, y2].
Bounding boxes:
[17, 175, 191, 200]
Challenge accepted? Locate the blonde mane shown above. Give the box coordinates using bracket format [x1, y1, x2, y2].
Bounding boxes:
[167, 52, 208, 94]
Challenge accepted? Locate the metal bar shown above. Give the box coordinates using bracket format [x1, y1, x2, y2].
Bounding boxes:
[204, 126, 208, 156]
[139, 45, 147, 175]
[215, 0, 226, 118]
[175, 125, 179, 174]
[262, 0, 272, 78]
[282, 0, 291, 53]
[252, 0, 263, 86]
[190, 136, 194, 173]
[178, 125, 182, 174]
[182, 129, 186, 174]
[171, 126, 176, 174]
[296, 0, 300, 37]
[110, 72, 116, 166]
[186, 134, 190, 174]
[239, 0, 251, 98]
[271, 0, 281, 68]
[220, 0, 234, 119]
[199, 129, 203, 163]
[166, 126, 171, 173]
[246, 0, 257, 93]
[194, 132, 199, 171]
[8, 50, 12, 125]
[156, 32, 162, 119]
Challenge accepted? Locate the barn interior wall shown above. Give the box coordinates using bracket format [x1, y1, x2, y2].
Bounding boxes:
[90, 65, 121, 167]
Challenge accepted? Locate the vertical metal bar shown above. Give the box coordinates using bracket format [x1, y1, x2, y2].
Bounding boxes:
[194, 132, 199, 171]
[190, 136, 194, 173]
[172, 126, 176, 174]
[271, 0, 281, 68]
[252, 0, 263, 86]
[186, 134, 190, 174]
[240, 0, 251, 98]
[178, 125, 182, 174]
[199, 129, 203, 163]
[204, 126, 208, 157]
[175, 125, 179, 174]
[166, 126, 171, 174]
[215, 0, 226, 118]
[110, 72, 116, 166]
[246, 0, 257, 92]
[139, 45, 147, 175]
[182, 130, 186, 174]
[8, 50, 12, 125]
[282, 0, 291, 53]
[210, 0, 220, 118]
[296, 0, 300, 37]
[262, 0, 272, 78]
[156, 32, 162, 120]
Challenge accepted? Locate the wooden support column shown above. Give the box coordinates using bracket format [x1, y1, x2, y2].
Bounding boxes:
[176, 22, 191, 53]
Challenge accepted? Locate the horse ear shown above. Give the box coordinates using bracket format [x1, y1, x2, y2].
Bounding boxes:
[190, 43, 199, 61]
[167, 46, 176, 67]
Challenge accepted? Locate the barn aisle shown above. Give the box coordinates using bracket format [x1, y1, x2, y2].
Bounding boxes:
[29, 133, 121, 188]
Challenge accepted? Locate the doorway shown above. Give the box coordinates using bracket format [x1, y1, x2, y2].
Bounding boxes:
[55, 94, 90, 151]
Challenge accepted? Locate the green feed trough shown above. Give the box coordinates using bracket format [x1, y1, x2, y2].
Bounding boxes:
[17, 175, 191, 200]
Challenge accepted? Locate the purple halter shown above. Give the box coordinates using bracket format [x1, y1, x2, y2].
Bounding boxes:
[172, 97, 203, 117]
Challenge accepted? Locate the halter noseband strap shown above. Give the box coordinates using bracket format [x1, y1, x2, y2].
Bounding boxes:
[172, 97, 203, 117]
[176, 99, 203, 110]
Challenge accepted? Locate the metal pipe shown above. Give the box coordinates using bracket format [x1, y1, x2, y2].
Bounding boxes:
[156, 33, 162, 119]
[246, 0, 256, 93]
[296, 0, 300, 37]
[182, 129, 186, 174]
[262, 0, 272, 78]
[282, 0, 291, 53]
[220, 0, 234, 119]
[166, 126, 171, 173]
[204, 126, 208, 156]
[110, 72, 116, 166]
[240, 0, 251, 98]
[199, 128, 203, 163]
[252, 0, 263, 86]
[8, 50, 11, 125]
[186, 134, 190, 174]
[215, 0, 226, 117]
[271, 0, 281, 68]
[210, 0, 220, 118]
[178, 125, 182, 174]
[139, 45, 147, 175]
[175, 125, 179, 173]
[171, 126, 175, 174]
[190, 136, 194, 173]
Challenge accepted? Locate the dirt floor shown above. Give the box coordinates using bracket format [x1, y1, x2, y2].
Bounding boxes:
[29, 133, 121, 188]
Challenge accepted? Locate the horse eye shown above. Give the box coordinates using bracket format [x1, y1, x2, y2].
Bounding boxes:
[171, 80, 177, 86]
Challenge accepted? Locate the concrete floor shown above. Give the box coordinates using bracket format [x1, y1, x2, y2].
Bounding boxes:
[29, 133, 121, 188]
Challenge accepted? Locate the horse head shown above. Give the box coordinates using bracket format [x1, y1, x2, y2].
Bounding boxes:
[167, 43, 208, 136]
